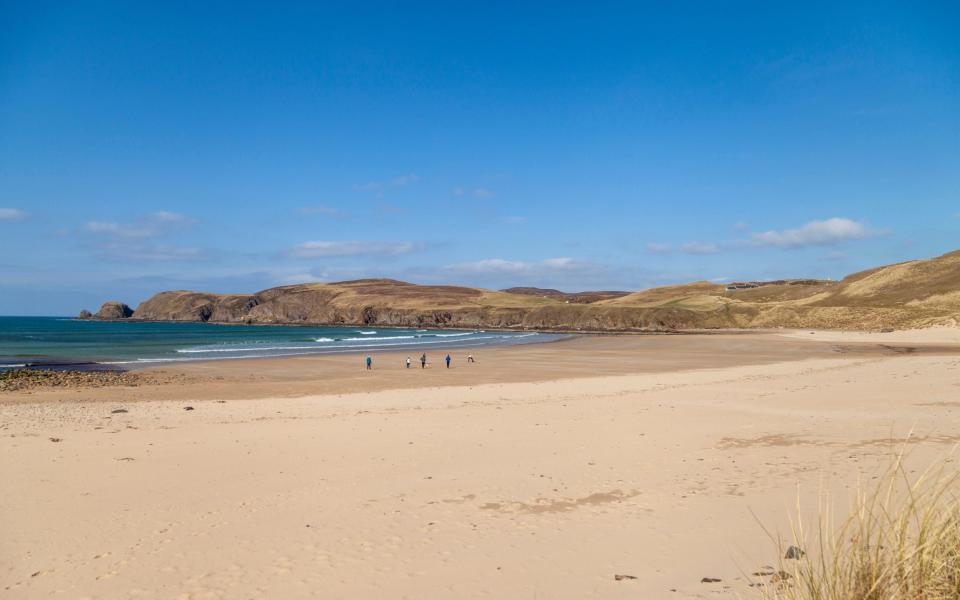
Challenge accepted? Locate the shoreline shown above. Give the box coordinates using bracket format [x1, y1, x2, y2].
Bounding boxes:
[4, 329, 959, 405]
[0, 324, 960, 373]
[3, 329, 959, 597]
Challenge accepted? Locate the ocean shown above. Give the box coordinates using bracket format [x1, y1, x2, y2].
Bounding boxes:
[0, 317, 565, 369]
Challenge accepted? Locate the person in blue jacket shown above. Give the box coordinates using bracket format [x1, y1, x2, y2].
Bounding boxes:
[445, 354, 451, 368]
[365, 355, 372, 370]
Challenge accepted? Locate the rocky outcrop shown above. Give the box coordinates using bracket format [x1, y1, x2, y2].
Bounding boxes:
[78, 309, 93, 319]
[94, 301, 134, 320]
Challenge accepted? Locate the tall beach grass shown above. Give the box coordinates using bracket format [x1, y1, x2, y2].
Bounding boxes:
[761, 451, 959, 599]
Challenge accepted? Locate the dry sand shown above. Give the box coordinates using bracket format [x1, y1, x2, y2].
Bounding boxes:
[2, 330, 959, 599]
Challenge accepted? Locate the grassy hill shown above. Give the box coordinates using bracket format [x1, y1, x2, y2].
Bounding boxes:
[117, 251, 960, 331]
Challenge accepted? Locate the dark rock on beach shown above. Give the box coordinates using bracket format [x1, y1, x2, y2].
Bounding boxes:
[78, 309, 93, 319]
[784, 545, 805, 559]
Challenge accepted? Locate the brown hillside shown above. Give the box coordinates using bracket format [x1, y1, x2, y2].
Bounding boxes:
[120, 251, 960, 331]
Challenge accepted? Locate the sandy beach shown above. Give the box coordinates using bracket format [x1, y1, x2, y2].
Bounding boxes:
[3, 330, 960, 599]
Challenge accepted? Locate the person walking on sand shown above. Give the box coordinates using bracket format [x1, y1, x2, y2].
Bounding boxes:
[467, 354, 475, 363]
[420, 353, 427, 369]
[365, 355, 372, 370]
[405, 356, 411, 369]
[445, 354, 451, 369]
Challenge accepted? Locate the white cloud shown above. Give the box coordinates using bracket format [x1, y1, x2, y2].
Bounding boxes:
[473, 188, 494, 199]
[750, 218, 883, 248]
[290, 240, 421, 258]
[642, 218, 884, 257]
[0, 208, 29, 222]
[680, 242, 720, 255]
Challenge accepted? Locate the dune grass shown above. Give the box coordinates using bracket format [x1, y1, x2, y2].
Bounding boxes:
[760, 452, 960, 599]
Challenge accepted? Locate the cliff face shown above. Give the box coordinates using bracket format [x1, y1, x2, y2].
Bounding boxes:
[103, 251, 960, 331]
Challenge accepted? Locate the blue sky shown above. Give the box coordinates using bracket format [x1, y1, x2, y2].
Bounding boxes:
[1, 2, 958, 315]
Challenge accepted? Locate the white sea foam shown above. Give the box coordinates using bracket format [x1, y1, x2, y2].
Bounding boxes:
[175, 335, 493, 354]
[177, 345, 316, 353]
[103, 339, 505, 365]
[434, 332, 474, 337]
[340, 335, 416, 342]
[357, 330, 377, 335]
[314, 337, 334, 342]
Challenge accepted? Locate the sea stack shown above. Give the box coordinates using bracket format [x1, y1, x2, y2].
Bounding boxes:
[93, 301, 134, 320]
[77, 309, 93, 319]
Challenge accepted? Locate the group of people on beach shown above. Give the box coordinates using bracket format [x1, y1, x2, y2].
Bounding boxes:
[364, 353, 475, 370]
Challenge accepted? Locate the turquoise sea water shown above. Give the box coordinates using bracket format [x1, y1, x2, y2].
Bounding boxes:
[0, 317, 564, 369]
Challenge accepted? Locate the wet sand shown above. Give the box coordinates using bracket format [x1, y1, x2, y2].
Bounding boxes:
[2, 330, 959, 598]
[2, 330, 954, 404]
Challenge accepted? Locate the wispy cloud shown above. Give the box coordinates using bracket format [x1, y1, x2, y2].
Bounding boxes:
[679, 242, 720, 255]
[85, 211, 195, 238]
[646, 243, 672, 254]
[0, 208, 29, 222]
[97, 243, 204, 262]
[443, 257, 586, 276]
[822, 250, 848, 261]
[83, 211, 201, 261]
[149, 210, 191, 224]
[290, 240, 422, 258]
[273, 272, 329, 285]
[453, 187, 495, 199]
[354, 174, 420, 193]
[750, 218, 883, 248]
